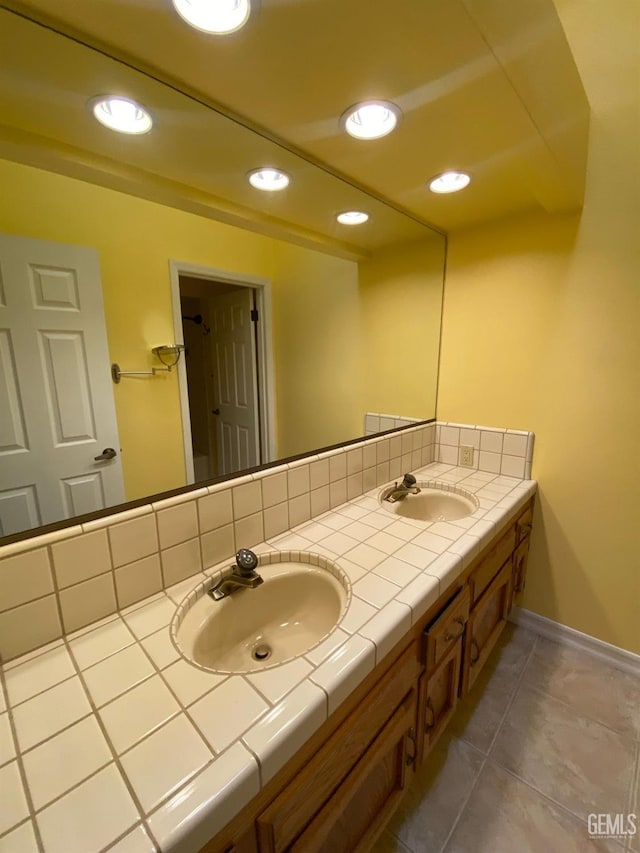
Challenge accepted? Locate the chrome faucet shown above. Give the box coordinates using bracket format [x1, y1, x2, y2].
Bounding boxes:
[208, 549, 263, 600]
[383, 473, 421, 503]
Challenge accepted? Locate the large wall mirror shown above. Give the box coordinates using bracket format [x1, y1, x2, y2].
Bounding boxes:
[0, 8, 446, 541]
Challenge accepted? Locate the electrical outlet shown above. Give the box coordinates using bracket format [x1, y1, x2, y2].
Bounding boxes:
[459, 445, 474, 467]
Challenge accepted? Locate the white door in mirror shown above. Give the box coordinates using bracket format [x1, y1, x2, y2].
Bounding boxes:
[0, 233, 124, 535]
[209, 287, 260, 474]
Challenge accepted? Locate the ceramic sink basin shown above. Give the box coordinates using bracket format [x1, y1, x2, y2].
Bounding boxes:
[173, 554, 349, 674]
[379, 481, 478, 522]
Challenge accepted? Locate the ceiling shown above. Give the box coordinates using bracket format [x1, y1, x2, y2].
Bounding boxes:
[0, 0, 590, 250]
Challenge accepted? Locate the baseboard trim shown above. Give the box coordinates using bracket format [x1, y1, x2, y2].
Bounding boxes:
[510, 607, 640, 677]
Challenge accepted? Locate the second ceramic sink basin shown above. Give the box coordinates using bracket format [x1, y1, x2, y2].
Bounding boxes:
[379, 482, 478, 522]
[172, 553, 349, 674]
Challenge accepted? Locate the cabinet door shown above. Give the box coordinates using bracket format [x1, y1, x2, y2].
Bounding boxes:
[287, 689, 417, 853]
[511, 536, 531, 607]
[256, 643, 419, 852]
[418, 638, 463, 762]
[462, 560, 513, 694]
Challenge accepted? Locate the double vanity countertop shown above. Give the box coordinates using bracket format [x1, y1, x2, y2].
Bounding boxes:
[0, 461, 537, 853]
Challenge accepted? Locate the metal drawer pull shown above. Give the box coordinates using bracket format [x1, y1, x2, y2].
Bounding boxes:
[406, 727, 417, 766]
[425, 698, 436, 731]
[469, 638, 480, 666]
[444, 617, 465, 642]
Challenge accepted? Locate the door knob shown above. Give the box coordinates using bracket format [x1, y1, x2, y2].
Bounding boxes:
[94, 447, 117, 461]
[212, 408, 220, 415]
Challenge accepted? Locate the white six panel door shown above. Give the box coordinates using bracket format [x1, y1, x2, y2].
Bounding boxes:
[209, 288, 260, 475]
[0, 233, 124, 536]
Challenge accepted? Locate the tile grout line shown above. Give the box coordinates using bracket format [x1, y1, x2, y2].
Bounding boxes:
[437, 635, 540, 853]
[482, 637, 637, 841]
[60, 632, 167, 851]
[0, 660, 45, 852]
[515, 676, 640, 743]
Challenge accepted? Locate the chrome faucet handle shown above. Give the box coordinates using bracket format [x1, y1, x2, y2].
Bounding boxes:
[235, 548, 259, 577]
[402, 473, 417, 488]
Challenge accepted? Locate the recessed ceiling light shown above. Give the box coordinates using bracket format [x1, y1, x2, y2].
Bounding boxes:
[336, 211, 369, 225]
[429, 171, 471, 194]
[91, 96, 153, 134]
[248, 168, 290, 191]
[172, 0, 251, 34]
[341, 101, 401, 140]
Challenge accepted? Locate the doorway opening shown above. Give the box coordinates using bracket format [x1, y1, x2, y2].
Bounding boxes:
[169, 261, 275, 484]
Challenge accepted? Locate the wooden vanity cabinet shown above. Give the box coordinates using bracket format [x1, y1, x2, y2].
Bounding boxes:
[205, 497, 536, 853]
[256, 641, 419, 852]
[285, 689, 417, 853]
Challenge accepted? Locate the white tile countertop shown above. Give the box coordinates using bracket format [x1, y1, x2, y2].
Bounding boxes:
[0, 461, 536, 853]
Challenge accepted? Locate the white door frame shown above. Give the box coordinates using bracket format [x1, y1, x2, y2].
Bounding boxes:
[169, 260, 276, 484]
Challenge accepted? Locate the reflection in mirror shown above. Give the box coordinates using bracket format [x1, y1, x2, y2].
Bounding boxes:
[0, 10, 445, 540]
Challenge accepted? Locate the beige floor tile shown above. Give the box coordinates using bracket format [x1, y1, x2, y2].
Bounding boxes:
[629, 756, 639, 852]
[370, 829, 412, 853]
[522, 637, 640, 737]
[448, 659, 521, 754]
[490, 684, 635, 821]
[385, 735, 485, 853]
[444, 761, 624, 853]
[485, 623, 538, 677]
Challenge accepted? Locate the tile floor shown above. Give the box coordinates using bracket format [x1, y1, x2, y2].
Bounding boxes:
[373, 625, 640, 853]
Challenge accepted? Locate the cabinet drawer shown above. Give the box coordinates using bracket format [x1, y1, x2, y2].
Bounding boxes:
[256, 642, 419, 852]
[469, 526, 516, 602]
[423, 586, 470, 672]
[516, 502, 533, 543]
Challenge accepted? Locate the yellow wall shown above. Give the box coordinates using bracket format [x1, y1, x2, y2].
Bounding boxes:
[271, 243, 362, 456]
[438, 0, 640, 653]
[359, 239, 444, 420]
[0, 160, 360, 498]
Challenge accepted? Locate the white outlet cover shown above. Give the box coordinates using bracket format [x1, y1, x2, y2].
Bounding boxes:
[459, 445, 475, 467]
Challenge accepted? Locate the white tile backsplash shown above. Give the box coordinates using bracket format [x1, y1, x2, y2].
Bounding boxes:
[0, 419, 530, 666]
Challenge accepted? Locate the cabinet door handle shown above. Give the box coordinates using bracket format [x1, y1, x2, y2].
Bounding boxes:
[518, 523, 532, 537]
[444, 617, 465, 642]
[469, 638, 480, 666]
[405, 727, 417, 766]
[424, 697, 436, 731]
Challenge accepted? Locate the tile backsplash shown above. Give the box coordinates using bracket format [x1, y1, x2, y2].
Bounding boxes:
[0, 420, 534, 662]
[436, 422, 534, 480]
[364, 411, 422, 435]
